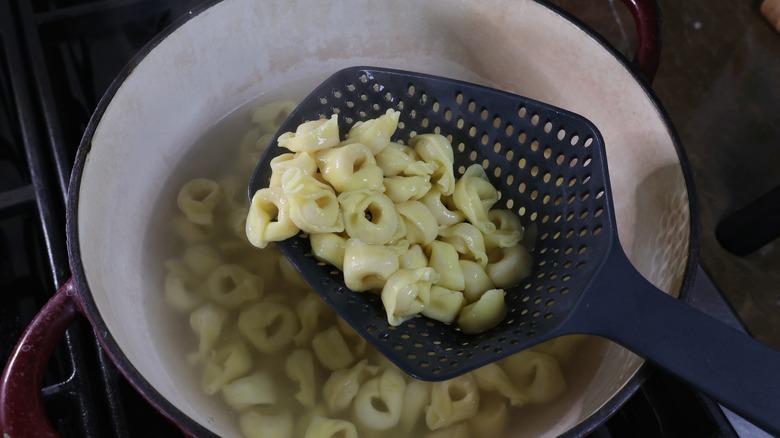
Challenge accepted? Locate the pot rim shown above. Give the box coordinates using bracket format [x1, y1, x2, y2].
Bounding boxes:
[64, 0, 699, 436]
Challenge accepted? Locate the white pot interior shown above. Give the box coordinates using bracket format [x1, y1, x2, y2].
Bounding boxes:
[76, 0, 690, 436]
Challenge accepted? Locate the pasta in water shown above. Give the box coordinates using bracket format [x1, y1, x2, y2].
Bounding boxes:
[160, 99, 583, 438]
[247, 109, 536, 334]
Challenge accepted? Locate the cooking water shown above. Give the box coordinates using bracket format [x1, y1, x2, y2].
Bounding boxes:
[143, 79, 606, 438]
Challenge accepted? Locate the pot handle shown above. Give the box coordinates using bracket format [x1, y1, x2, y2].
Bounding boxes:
[0, 278, 81, 438]
[619, 0, 662, 82]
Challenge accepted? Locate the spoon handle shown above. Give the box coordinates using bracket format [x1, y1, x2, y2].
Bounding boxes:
[570, 248, 780, 436]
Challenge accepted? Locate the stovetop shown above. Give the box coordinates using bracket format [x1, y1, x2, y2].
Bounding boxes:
[1, 0, 777, 436]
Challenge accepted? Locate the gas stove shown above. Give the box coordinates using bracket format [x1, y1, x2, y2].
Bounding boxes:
[0, 0, 773, 436]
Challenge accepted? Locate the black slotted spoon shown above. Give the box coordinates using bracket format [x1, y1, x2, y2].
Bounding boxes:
[249, 66, 780, 435]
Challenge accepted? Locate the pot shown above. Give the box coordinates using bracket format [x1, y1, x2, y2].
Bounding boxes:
[0, 0, 696, 437]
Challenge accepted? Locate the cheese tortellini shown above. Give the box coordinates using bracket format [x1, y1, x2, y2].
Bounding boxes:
[161, 100, 577, 438]
[246, 109, 535, 333]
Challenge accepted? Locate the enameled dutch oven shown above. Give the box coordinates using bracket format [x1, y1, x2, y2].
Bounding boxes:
[1, 0, 698, 437]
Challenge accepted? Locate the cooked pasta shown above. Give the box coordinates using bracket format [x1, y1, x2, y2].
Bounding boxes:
[342, 238, 401, 292]
[251, 99, 296, 133]
[470, 363, 529, 406]
[163, 270, 204, 312]
[395, 200, 438, 245]
[309, 232, 347, 270]
[437, 222, 488, 267]
[203, 264, 262, 308]
[420, 286, 465, 324]
[419, 187, 465, 227]
[322, 359, 379, 413]
[201, 341, 252, 395]
[239, 405, 294, 438]
[351, 369, 406, 431]
[269, 152, 317, 188]
[246, 187, 299, 248]
[188, 303, 229, 364]
[246, 110, 536, 333]
[485, 243, 534, 288]
[340, 109, 400, 154]
[338, 191, 398, 244]
[177, 178, 223, 226]
[160, 99, 581, 438]
[281, 168, 344, 233]
[399, 379, 431, 433]
[221, 370, 277, 410]
[457, 289, 508, 335]
[317, 143, 384, 193]
[304, 416, 358, 438]
[452, 164, 499, 234]
[409, 133, 457, 195]
[375, 141, 434, 177]
[286, 349, 318, 407]
[497, 350, 567, 404]
[458, 260, 495, 303]
[381, 267, 438, 326]
[312, 325, 355, 371]
[294, 292, 333, 346]
[426, 374, 480, 430]
[278, 114, 340, 153]
[425, 424, 471, 438]
[238, 301, 299, 353]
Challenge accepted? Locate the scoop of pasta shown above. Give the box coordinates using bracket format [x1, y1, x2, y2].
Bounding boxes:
[246, 109, 532, 335]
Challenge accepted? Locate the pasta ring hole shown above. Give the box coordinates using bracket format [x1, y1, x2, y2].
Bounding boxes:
[265, 314, 285, 337]
[370, 395, 390, 413]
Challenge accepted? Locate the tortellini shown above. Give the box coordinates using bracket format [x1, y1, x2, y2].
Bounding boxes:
[410, 133, 457, 195]
[162, 100, 576, 438]
[426, 374, 480, 430]
[458, 289, 508, 335]
[312, 325, 355, 371]
[317, 143, 384, 193]
[238, 301, 299, 353]
[246, 110, 536, 333]
[286, 349, 319, 407]
[381, 267, 438, 326]
[278, 114, 340, 153]
[452, 164, 499, 234]
[222, 370, 277, 410]
[239, 406, 294, 438]
[177, 178, 222, 226]
[322, 359, 379, 413]
[246, 187, 299, 249]
[352, 369, 406, 431]
[341, 109, 400, 154]
[304, 416, 358, 438]
[188, 303, 229, 364]
[201, 341, 252, 395]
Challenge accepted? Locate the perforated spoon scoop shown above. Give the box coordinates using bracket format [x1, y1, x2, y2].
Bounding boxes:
[249, 67, 780, 435]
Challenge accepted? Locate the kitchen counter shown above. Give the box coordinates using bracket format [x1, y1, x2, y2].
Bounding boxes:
[555, 0, 780, 351]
